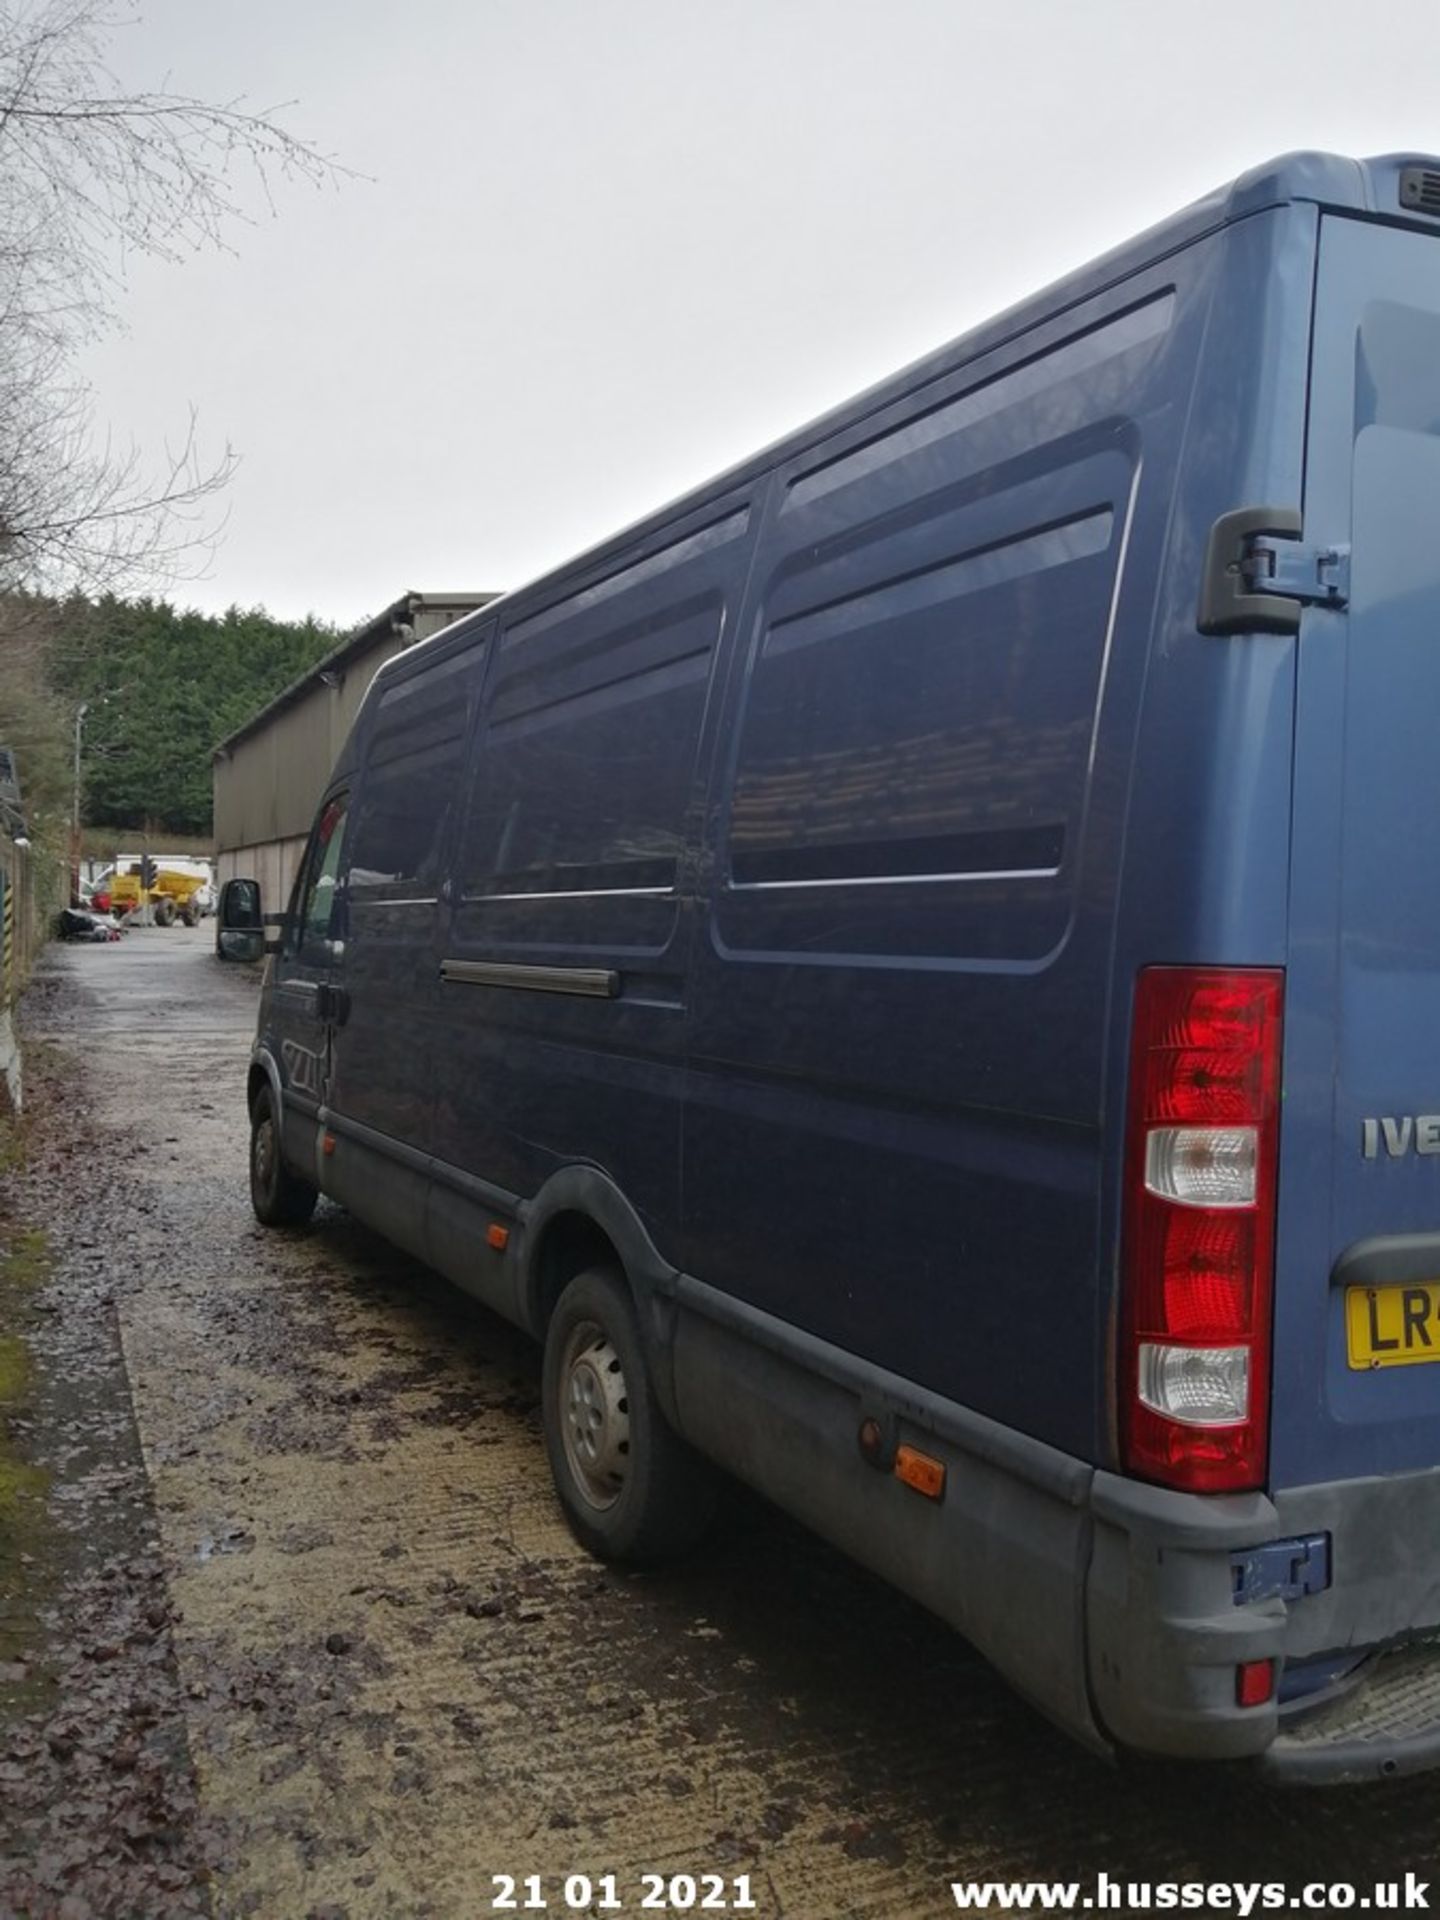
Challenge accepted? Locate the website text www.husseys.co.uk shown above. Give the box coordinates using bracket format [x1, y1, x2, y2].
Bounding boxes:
[950, 1874, 1432, 1912]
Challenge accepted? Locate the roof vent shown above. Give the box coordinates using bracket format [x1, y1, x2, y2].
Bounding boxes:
[1399, 167, 1440, 217]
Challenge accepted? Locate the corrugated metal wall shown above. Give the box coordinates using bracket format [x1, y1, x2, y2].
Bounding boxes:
[213, 600, 492, 911]
[216, 836, 308, 917]
[214, 631, 397, 855]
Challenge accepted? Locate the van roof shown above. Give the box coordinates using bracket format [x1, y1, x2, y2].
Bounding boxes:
[214, 591, 500, 757]
[374, 149, 1440, 688]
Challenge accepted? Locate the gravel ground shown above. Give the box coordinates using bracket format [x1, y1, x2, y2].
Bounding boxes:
[2, 928, 1439, 1919]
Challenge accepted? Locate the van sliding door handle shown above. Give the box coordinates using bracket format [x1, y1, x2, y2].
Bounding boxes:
[440, 958, 619, 998]
[317, 984, 351, 1025]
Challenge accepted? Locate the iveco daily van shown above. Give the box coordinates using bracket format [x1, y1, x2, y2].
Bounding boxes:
[237, 153, 1440, 1779]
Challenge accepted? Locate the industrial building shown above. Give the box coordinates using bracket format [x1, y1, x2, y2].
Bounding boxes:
[212, 590, 496, 909]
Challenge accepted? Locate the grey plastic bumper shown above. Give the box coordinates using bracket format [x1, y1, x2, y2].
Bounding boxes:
[1086, 1472, 1286, 1760]
[1086, 1462, 1440, 1774]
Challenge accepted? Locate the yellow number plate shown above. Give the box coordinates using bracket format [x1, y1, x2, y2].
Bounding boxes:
[1346, 1283, 1440, 1369]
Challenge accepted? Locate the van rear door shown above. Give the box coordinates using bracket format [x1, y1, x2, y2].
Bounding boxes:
[1274, 212, 1440, 1490]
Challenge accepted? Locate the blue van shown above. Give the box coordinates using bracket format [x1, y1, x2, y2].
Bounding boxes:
[238, 152, 1440, 1780]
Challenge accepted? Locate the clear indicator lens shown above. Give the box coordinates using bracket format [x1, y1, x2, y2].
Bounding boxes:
[1145, 1125, 1257, 1207]
[1137, 1342, 1250, 1426]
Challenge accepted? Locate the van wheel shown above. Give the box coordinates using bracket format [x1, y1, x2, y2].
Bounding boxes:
[543, 1266, 716, 1564]
[249, 1084, 317, 1228]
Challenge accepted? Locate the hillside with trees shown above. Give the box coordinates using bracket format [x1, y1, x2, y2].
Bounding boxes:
[44, 595, 341, 838]
[0, 592, 340, 847]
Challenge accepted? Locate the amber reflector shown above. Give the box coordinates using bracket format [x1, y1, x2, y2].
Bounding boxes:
[894, 1446, 946, 1500]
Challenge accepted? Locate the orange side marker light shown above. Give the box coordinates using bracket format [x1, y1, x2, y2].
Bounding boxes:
[894, 1445, 946, 1501]
[322, 1133, 336, 1157]
[486, 1223, 510, 1251]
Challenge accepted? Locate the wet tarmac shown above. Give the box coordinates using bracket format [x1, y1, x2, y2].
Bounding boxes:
[3, 928, 1440, 1918]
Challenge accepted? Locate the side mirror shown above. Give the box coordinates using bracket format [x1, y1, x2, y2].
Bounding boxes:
[219, 877, 262, 930]
[216, 877, 265, 963]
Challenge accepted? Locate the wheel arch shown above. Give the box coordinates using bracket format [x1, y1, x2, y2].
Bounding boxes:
[520, 1165, 682, 1426]
[247, 1049, 284, 1123]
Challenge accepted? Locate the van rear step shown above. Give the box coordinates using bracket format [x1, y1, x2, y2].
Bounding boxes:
[1263, 1642, 1440, 1784]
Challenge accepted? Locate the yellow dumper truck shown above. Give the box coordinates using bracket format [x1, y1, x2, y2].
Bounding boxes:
[94, 857, 213, 927]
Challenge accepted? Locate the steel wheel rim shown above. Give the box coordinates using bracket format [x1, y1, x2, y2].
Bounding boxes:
[558, 1318, 630, 1510]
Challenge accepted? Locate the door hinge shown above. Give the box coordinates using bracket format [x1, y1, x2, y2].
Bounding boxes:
[1198, 505, 1350, 636]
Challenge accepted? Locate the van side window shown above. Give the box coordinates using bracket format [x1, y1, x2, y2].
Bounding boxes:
[726, 452, 1129, 944]
[293, 794, 350, 954]
[460, 599, 720, 898]
[349, 649, 480, 893]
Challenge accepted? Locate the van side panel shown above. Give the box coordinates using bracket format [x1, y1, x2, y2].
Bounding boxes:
[681, 247, 1220, 1467]
[1105, 206, 1314, 975]
[331, 635, 491, 1159]
[433, 496, 751, 1243]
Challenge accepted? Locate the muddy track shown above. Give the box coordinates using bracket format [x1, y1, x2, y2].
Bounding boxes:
[3, 931, 1439, 1919]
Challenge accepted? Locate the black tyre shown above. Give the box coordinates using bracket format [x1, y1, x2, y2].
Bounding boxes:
[153, 895, 176, 927]
[542, 1265, 717, 1564]
[249, 1084, 318, 1228]
[180, 902, 199, 927]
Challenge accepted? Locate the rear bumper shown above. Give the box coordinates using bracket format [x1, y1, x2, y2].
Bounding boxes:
[1272, 1469, 1440, 1663]
[1086, 1472, 1286, 1761]
[1087, 1461, 1440, 1774]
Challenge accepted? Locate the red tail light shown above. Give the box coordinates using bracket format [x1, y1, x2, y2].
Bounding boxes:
[1121, 967, 1283, 1493]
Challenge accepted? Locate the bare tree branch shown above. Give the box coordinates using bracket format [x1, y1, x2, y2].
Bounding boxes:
[0, 0, 346, 596]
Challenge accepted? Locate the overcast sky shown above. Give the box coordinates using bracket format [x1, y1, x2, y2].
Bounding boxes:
[79, 0, 1440, 630]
